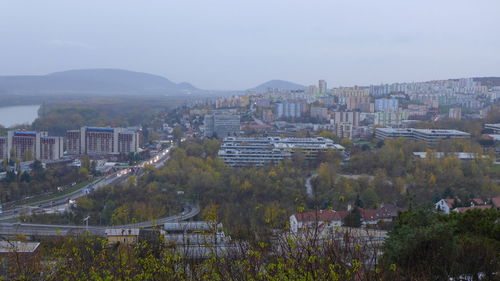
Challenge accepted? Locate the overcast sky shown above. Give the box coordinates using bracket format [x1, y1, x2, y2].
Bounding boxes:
[1, 0, 499, 90]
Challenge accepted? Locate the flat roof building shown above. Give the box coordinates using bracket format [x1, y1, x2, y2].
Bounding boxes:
[219, 137, 344, 167]
[375, 128, 470, 146]
[485, 124, 500, 134]
[66, 127, 141, 156]
[204, 113, 241, 138]
[0, 131, 63, 161]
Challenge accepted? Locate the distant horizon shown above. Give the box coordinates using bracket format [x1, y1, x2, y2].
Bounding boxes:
[1, 67, 499, 92]
[1, 1, 499, 90]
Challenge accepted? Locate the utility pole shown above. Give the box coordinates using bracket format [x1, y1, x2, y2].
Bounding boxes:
[83, 215, 90, 231]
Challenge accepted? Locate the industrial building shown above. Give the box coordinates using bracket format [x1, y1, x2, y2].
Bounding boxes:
[218, 137, 344, 167]
[66, 127, 141, 156]
[0, 131, 63, 161]
[375, 128, 470, 146]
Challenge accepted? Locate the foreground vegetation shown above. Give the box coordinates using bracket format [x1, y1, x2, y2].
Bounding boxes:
[5, 208, 499, 281]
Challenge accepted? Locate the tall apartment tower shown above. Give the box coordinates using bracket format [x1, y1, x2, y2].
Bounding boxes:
[0, 137, 7, 160]
[318, 80, 327, 95]
[65, 127, 141, 156]
[0, 131, 63, 161]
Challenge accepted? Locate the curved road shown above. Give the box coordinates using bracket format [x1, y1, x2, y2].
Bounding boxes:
[0, 203, 200, 237]
[0, 144, 201, 237]
[305, 173, 318, 199]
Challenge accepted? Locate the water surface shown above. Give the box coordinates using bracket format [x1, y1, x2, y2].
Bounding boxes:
[0, 105, 40, 127]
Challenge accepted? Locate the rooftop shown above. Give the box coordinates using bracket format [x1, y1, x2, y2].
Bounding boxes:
[105, 228, 140, 236]
[0, 241, 40, 253]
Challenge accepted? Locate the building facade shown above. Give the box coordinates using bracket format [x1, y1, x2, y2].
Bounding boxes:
[375, 98, 399, 112]
[204, 113, 241, 138]
[218, 137, 344, 167]
[375, 128, 470, 146]
[0, 131, 63, 161]
[66, 127, 141, 156]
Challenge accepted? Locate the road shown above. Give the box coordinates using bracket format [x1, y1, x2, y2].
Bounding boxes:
[0, 203, 200, 237]
[0, 145, 201, 237]
[305, 173, 318, 199]
[0, 146, 172, 221]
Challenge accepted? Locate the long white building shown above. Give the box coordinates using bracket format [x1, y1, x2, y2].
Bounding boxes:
[375, 128, 470, 146]
[218, 137, 344, 167]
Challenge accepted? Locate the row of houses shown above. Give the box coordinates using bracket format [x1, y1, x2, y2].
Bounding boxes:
[435, 197, 500, 214]
[289, 204, 403, 233]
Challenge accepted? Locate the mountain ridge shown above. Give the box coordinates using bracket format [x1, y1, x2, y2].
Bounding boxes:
[248, 79, 307, 93]
[0, 69, 202, 96]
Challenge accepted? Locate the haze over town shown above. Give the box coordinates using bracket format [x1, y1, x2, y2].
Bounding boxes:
[1, 0, 500, 90]
[0, 1, 499, 280]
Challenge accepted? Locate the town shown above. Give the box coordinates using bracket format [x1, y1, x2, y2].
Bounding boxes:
[0, 0, 498, 279]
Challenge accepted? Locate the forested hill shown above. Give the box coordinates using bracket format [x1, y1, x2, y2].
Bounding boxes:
[248, 80, 307, 93]
[0, 69, 203, 96]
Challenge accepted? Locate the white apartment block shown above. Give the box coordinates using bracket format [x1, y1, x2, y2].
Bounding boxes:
[375, 128, 470, 146]
[218, 137, 344, 167]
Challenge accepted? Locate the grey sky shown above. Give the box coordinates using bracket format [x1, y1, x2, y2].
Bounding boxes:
[1, 0, 499, 90]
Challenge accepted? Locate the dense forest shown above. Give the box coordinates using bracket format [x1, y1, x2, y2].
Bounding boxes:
[30, 97, 188, 136]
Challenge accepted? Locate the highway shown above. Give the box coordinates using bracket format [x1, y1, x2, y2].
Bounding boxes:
[0, 203, 200, 237]
[0, 146, 172, 221]
[0, 144, 201, 236]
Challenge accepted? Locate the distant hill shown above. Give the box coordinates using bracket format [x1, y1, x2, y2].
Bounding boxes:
[248, 79, 307, 93]
[474, 77, 500, 88]
[0, 69, 204, 96]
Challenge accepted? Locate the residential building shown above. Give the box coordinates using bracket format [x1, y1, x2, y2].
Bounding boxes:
[375, 128, 470, 146]
[318, 80, 327, 95]
[0, 241, 40, 278]
[375, 98, 399, 112]
[340, 96, 371, 111]
[66, 127, 141, 156]
[310, 107, 329, 120]
[0, 137, 6, 160]
[204, 113, 241, 138]
[332, 87, 369, 97]
[334, 122, 353, 139]
[290, 204, 402, 232]
[105, 228, 140, 245]
[448, 107, 462, 120]
[1, 131, 63, 161]
[373, 111, 408, 127]
[218, 137, 344, 167]
[485, 123, 500, 134]
[436, 197, 499, 214]
[275, 101, 306, 119]
[330, 111, 360, 127]
[412, 152, 487, 161]
[290, 210, 349, 233]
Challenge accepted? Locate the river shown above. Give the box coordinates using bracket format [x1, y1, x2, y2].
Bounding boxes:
[0, 105, 40, 127]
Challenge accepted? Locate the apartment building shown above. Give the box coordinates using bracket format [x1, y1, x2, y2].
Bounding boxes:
[218, 137, 344, 167]
[0, 131, 63, 161]
[375, 98, 399, 112]
[66, 127, 141, 156]
[0, 137, 6, 160]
